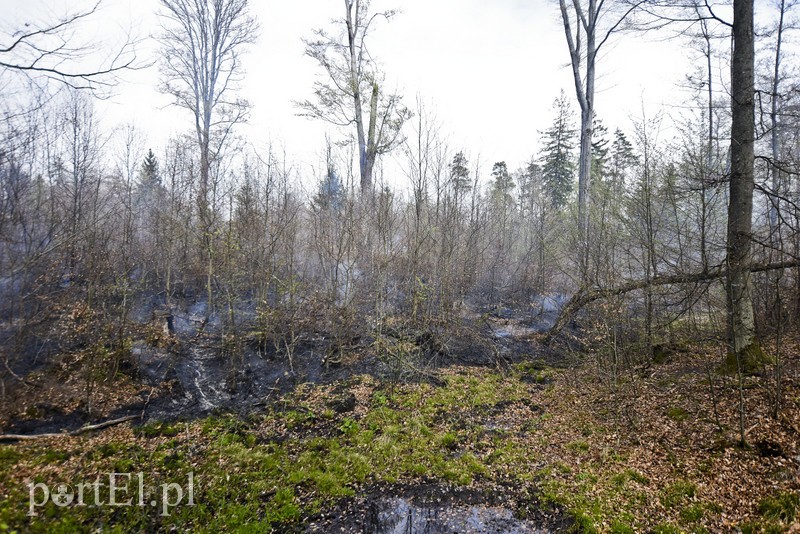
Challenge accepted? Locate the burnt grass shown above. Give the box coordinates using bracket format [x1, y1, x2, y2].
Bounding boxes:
[0, 305, 799, 532]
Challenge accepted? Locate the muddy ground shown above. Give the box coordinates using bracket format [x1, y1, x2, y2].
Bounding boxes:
[1, 302, 569, 433]
[0, 303, 574, 533]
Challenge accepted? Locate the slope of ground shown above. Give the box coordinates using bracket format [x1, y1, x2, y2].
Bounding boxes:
[0, 337, 798, 532]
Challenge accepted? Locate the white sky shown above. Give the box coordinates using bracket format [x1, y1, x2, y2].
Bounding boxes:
[2, 0, 699, 182]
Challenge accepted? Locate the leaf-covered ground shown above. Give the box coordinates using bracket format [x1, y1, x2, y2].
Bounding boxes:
[0, 342, 799, 533]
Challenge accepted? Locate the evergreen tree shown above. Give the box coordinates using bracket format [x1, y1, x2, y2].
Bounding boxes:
[540, 92, 577, 209]
[519, 161, 541, 204]
[135, 149, 164, 211]
[518, 160, 543, 219]
[591, 119, 610, 182]
[490, 161, 515, 206]
[139, 149, 160, 187]
[608, 128, 637, 192]
[314, 165, 344, 211]
[449, 151, 471, 194]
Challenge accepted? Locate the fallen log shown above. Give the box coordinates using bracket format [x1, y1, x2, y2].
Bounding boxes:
[544, 259, 800, 342]
[0, 415, 139, 442]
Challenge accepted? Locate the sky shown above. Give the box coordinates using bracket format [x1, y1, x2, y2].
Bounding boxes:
[1, 0, 699, 184]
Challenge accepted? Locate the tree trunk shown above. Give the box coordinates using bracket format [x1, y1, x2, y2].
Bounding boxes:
[198, 117, 213, 317]
[768, 0, 785, 238]
[559, 0, 596, 284]
[364, 81, 379, 191]
[345, 0, 371, 193]
[577, 105, 593, 280]
[726, 0, 764, 371]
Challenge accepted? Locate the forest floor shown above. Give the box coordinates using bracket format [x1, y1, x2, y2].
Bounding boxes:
[0, 312, 799, 533]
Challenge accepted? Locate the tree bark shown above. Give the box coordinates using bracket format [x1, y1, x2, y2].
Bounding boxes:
[365, 80, 379, 190]
[726, 0, 762, 367]
[345, 0, 371, 192]
[559, 0, 597, 283]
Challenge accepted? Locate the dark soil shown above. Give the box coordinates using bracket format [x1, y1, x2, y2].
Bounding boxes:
[0, 303, 575, 533]
[305, 481, 571, 534]
[1, 302, 564, 435]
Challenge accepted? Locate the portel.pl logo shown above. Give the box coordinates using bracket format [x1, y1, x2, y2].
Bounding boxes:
[28, 472, 194, 517]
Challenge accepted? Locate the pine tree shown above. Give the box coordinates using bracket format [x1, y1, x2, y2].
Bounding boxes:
[490, 161, 515, 207]
[540, 91, 577, 209]
[449, 151, 471, 195]
[591, 119, 610, 182]
[518, 160, 543, 219]
[136, 149, 164, 211]
[314, 165, 344, 211]
[608, 128, 637, 193]
[140, 149, 159, 187]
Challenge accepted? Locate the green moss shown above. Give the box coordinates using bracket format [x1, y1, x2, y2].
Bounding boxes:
[515, 359, 549, 372]
[611, 469, 649, 488]
[135, 420, 180, 438]
[371, 390, 389, 407]
[680, 502, 705, 523]
[89, 442, 123, 459]
[34, 449, 71, 465]
[741, 521, 784, 534]
[281, 409, 315, 429]
[759, 491, 799, 523]
[609, 520, 635, 534]
[0, 447, 22, 463]
[0, 364, 775, 533]
[665, 406, 689, 422]
[439, 431, 458, 449]
[723, 342, 773, 375]
[566, 440, 590, 453]
[568, 510, 598, 533]
[661, 480, 697, 509]
[514, 360, 554, 384]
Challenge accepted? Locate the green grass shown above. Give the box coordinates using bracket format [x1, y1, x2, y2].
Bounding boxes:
[611, 468, 649, 488]
[651, 523, 681, 534]
[758, 491, 799, 523]
[609, 520, 635, 534]
[134, 420, 181, 438]
[566, 440, 590, 453]
[0, 364, 786, 534]
[661, 480, 697, 509]
[0, 369, 531, 532]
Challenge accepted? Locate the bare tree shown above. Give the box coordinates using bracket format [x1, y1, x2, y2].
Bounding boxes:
[158, 0, 258, 313]
[558, 0, 641, 281]
[298, 0, 410, 192]
[765, 0, 797, 238]
[0, 1, 138, 95]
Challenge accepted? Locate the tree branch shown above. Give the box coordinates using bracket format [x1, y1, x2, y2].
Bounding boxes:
[545, 259, 800, 342]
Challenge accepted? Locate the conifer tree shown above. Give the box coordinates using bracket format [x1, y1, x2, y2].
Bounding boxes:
[540, 92, 577, 210]
[608, 128, 637, 193]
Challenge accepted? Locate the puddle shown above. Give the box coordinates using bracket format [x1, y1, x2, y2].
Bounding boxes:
[307, 482, 568, 534]
[367, 497, 550, 533]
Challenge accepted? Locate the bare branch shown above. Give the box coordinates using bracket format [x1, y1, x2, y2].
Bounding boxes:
[0, 1, 143, 95]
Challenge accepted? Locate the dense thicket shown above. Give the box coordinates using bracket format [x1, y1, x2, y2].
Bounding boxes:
[0, 0, 799, 407]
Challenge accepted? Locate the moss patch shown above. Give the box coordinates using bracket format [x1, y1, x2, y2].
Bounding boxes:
[723, 341, 772, 375]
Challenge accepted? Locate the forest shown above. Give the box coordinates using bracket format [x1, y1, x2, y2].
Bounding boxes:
[0, 0, 799, 532]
